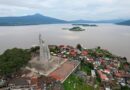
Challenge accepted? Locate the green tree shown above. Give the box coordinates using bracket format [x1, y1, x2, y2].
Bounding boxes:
[76, 44, 82, 51]
[121, 86, 130, 90]
[30, 46, 39, 53]
[0, 48, 31, 76]
[97, 46, 101, 50]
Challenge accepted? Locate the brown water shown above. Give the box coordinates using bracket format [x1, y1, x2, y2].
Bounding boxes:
[0, 24, 130, 61]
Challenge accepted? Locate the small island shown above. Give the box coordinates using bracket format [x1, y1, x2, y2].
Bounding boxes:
[69, 26, 85, 31]
[72, 24, 97, 27]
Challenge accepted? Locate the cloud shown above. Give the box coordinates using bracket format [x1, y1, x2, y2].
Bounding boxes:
[0, 4, 37, 16]
[0, 0, 130, 20]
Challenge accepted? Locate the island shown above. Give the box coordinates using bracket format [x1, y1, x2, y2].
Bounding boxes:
[69, 26, 85, 31]
[72, 24, 97, 27]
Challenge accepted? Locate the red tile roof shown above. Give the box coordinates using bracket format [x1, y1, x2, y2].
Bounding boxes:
[98, 70, 108, 81]
[81, 50, 88, 56]
[70, 50, 77, 56]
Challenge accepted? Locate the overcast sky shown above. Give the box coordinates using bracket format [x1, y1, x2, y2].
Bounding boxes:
[0, 0, 130, 20]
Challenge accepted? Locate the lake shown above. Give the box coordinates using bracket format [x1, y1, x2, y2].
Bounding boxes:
[0, 24, 130, 61]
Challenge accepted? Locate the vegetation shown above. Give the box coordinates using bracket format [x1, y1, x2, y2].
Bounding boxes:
[0, 48, 31, 76]
[72, 24, 97, 27]
[63, 74, 94, 90]
[80, 61, 94, 75]
[96, 71, 101, 83]
[69, 27, 85, 31]
[119, 57, 129, 70]
[30, 46, 39, 53]
[76, 44, 82, 51]
[88, 47, 115, 58]
[50, 46, 60, 54]
[121, 86, 130, 90]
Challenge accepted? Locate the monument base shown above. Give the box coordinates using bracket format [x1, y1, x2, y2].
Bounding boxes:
[26, 56, 67, 76]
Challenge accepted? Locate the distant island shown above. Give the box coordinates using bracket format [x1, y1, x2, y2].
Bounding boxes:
[69, 19, 125, 23]
[116, 20, 130, 26]
[69, 27, 85, 31]
[72, 24, 97, 27]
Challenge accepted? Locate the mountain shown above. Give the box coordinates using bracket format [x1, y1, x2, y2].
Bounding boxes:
[0, 14, 67, 26]
[0, 14, 127, 26]
[69, 19, 125, 23]
[116, 20, 130, 26]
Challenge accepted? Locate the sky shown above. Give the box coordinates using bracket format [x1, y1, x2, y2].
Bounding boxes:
[0, 0, 130, 20]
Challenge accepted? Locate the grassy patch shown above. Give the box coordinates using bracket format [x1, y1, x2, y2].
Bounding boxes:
[63, 74, 94, 90]
[80, 62, 94, 75]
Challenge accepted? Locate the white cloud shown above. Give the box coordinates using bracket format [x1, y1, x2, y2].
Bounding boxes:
[0, 0, 130, 20]
[0, 4, 37, 16]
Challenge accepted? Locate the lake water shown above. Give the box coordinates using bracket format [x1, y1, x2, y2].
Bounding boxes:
[0, 24, 130, 61]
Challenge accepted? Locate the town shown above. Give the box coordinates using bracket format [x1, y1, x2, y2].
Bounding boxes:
[0, 35, 130, 90]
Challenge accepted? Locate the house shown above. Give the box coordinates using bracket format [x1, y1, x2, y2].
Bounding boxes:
[76, 71, 87, 80]
[91, 70, 96, 78]
[81, 50, 88, 56]
[104, 69, 110, 74]
[97, 70, 109, 81]
[70, 49, 77, 57]
[30, 76, 64, 90]
[8, 77, 32, 90]
[0, 79, 6, 88]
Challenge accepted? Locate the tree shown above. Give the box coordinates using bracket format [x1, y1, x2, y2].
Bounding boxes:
[0, 48, 31, 76]
[76, 44, 82, 51]
[30, 46, 39, 53]
[97, 46, 101, 50]
[87, 62, 94, 70]
[123, 57, 127, 62]
[121, 86, 130, 90]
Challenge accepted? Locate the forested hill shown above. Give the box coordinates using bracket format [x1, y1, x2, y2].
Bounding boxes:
[0, 14, 67, 26]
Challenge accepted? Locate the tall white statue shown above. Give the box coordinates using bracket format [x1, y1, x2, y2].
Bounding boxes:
[39, 34, 51, 71]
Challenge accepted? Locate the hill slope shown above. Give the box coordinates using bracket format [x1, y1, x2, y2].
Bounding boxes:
[0, 14, 67, 26]
[116, 20, 130, 26]
[0, 14, 127, 26]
